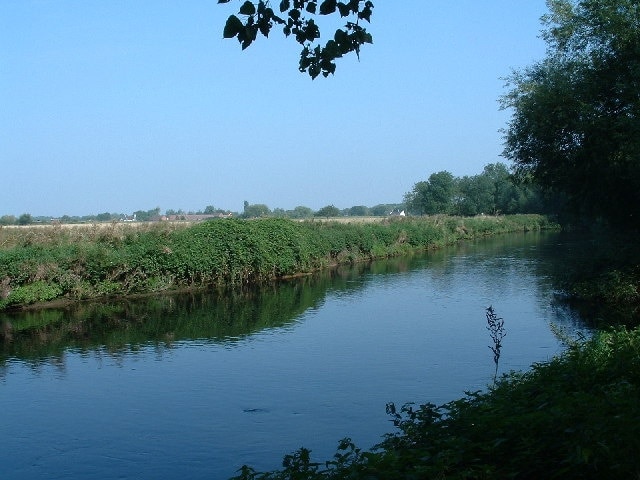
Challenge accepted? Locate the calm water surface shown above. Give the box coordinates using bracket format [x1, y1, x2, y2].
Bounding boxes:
[0, 231, 589, 479]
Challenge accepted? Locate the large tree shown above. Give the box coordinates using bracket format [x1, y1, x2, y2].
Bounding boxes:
[455, 174, 495, 216]
[502, 0, 640, 227]
[404, 171, 456, 215]
[218, 0, 374, 78]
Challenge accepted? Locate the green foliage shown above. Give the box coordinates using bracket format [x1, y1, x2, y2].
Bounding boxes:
[0, 281, 63, 309]
[314, 205, 341, 217]
[456, 174, 495, 216]
[502, 0, 640, 228]
[290, 206, 315, 219]
[405, 163, 545, 216]
[0, 215, 16, 226]
[243, 202, 272, 218]
[548, 229, 640, 325]
[369, 203, 404, 216]
[404, 171, 457, 215]
[17, 213, 33, 225]
[218, 0, 374, 78]
[133, 207, 161, 222]
[345, 205, 369, 216]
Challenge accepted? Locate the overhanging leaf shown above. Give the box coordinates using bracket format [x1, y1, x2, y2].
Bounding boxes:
[239, 1, 256, 15]
[319, 0, 337, 15]
[279, 0, 290, 12]
[223, 15, 243, 38]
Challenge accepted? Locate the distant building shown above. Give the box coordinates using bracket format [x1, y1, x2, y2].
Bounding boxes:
[389, 209, 406, 217]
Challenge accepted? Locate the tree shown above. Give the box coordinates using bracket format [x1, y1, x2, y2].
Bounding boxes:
[218, 0, 374, 79]
[502, 0, 640, 228]
[0, 215, 16, 226]
[455, 174, 494, 216]
[96, 212, 113, 222]
[404, 171, 456, 215]
[315, 204, 341, 217]
[290, 205, 314, 218]
[133, 207, 161, 222]
[347, 205, 369, 216]
[243, 202, 271, 218]
[17, 213, 33, 225]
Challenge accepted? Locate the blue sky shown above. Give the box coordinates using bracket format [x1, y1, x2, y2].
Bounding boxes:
[1, 1, 549, 216]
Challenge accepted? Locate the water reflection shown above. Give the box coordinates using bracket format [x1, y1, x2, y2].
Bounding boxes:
[0, 254, 436, 370]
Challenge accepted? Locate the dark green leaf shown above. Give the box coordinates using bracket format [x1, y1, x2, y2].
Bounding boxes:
[358, 3, 373, 22]
[240, 25, 257, 49]
[223, 15, 243, 38]
[337, 2, 350, 17]
[239, 1, 256, 15]
[289, 8, 301, 21]
[319, 0, 337, 15]
[258, 20, 270, 37]
[279, 0, 290, 12]
[334, 28, 347, 44]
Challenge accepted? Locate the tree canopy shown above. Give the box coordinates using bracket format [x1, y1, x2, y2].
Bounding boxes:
[315, 204, 341, 217]
[404, 163, 544, 216]
[218, 0, 374, 78]
[502, 0, 640, 228]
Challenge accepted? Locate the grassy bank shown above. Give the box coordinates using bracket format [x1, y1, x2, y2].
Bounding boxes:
[0, 215, 555, 311]
[232, 327, 640, 480]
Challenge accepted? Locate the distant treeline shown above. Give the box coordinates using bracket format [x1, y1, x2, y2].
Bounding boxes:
[0, 215, 556, 311]
[0, 204, 406, 225]
[1, 162, 549, 225]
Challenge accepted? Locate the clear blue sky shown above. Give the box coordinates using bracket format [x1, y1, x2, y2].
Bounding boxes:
[1, 1, 549, 217]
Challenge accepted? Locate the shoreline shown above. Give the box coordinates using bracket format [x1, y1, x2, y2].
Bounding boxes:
[0, 215, 559, 313]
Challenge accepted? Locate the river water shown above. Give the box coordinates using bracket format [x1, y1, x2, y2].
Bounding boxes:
[0, 231, 589, 479]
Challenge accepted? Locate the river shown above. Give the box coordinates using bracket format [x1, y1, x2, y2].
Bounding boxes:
[0, 231, 590, 479]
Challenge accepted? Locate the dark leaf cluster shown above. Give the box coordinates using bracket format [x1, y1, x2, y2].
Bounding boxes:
[218, 0, 374, 78]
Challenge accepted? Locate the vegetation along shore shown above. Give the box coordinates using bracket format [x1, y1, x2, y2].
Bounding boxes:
[0, 214, 554, 312]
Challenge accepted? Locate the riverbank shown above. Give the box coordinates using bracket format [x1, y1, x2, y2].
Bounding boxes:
[0, 215, 556, 311]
